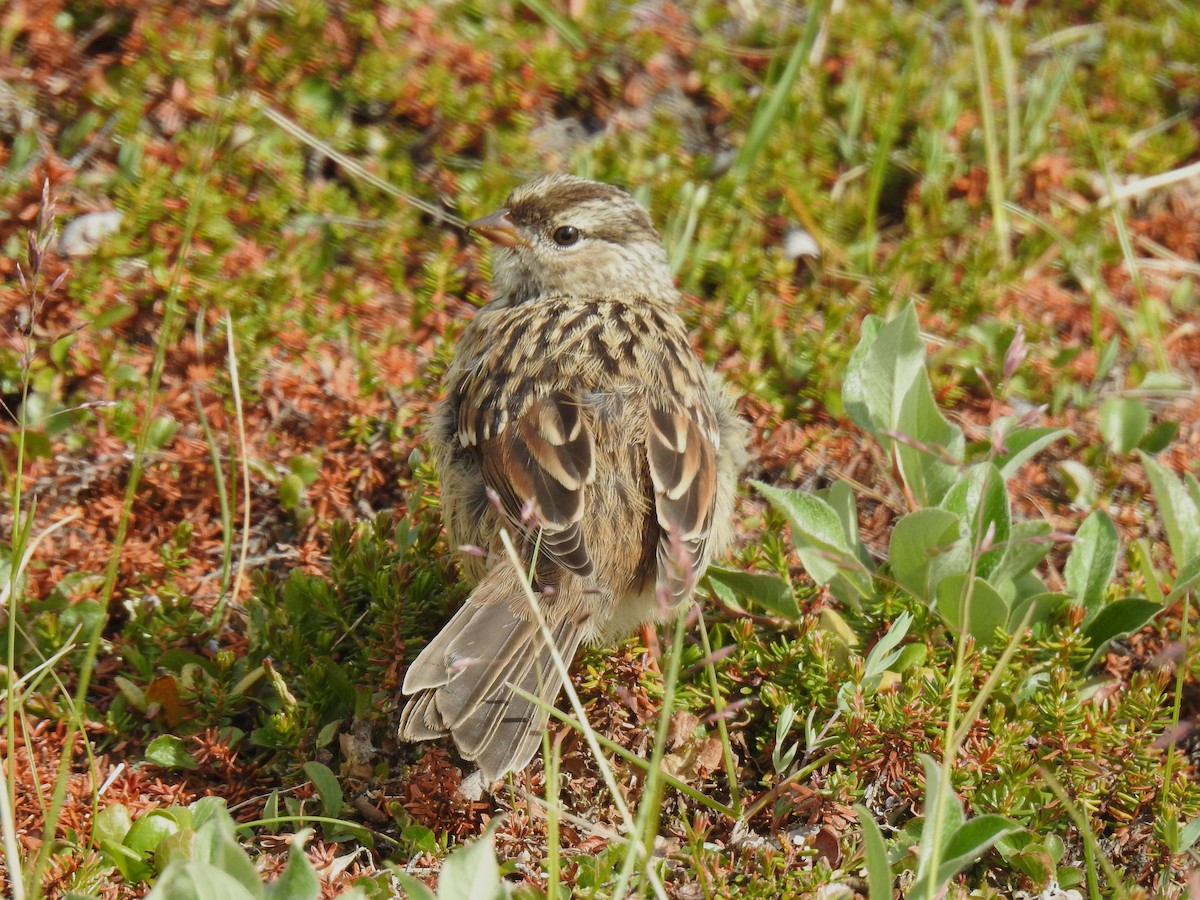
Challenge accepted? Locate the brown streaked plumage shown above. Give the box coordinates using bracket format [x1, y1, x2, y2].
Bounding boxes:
[399, 175, 747, 781]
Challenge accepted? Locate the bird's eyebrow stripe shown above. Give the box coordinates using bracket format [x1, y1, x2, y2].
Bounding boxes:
[507, 189, 658, 242]
[509, 182, 620, 218]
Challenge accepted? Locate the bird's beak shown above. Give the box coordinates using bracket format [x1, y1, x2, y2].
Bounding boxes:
[466, 209, 528, 247]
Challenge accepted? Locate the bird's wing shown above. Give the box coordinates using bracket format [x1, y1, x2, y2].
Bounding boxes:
[645, 400, 719, 606]
[463, 389, 597, 579]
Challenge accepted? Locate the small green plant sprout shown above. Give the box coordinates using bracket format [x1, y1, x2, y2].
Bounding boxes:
[836, 610, 914, 712]
[993, 830, 1085, 893]
[771, 703, 801, 776]
[1099, 395, 1177, 456]
[278, 453, 323, 527]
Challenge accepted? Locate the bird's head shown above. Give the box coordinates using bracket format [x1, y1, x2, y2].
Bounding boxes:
[468, 175, 676, 305]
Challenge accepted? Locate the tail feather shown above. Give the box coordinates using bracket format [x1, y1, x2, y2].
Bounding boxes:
[425, 610, 538, 731]
[453, 636, 542, 758]
[397, 691, 443, 741]
[399, 594, 584, 781]
[467, 619, 579, 778]
[401, 601, 526, 695]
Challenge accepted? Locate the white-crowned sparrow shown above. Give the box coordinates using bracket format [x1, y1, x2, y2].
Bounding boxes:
[399, 175, 747, 780]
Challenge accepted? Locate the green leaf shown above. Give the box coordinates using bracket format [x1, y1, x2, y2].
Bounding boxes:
[1136, 369, 1189, 393]
[841, 314, 884, 418]
[401, 821, 439, 855]
[707, 565, 798, 620]
[772, 705, 798, 772]
[106, 840, 150, 884]
[1099, 397, 1149, 454]
[705, 577, 747, 618]
[288, 453, 322, 486]
[393, 874, 437, 900]
[147, 415, 178, 452]
[146, 734, 200, 771]
[994, 426, 1071, 479]
[827, 571, 868, 610]
[190, 796, 231, 832]
[937, 575, 1010, 641]
[125, 810, 184, 862]
[941, 463, 1011, 580]
[17, 428, 51, 458]
[92, 302, 137, 330]
[1008, 592, 1069, 632]
[1141, 453, 1200, 566]
[932, 814, 1022, 887]
[990, 519, 1052, 585]
[914, 753, 1020, 894]
[842, 303, 925, 438]
[820, 479, 862, 560]
[890, 508, 966, 603]
[1064, 510, 1119, 620]
[1165, 553, 1200, 605]
[189, 810, 260, 894]
[1083, 599, 1162, 668]
[147, 862, 262, 900]
[438, 819, 507, 900]
[863, 612, 913, 680]
[1058, 866, 1086, 888]
[279, 473, 306, 511]
[854, 805, 893, 900]
[1044, 832, 1066, 865]
[913, 755, 963, 880]
[998, 835, 1056, 892]
[262, 791, 281, 835]
[1057, 460, 1096, 507]
[995, 829, 1033, 855]
[154, 828, 196, 873]
[114, 675, 148, 711]
[116, 811, 183, 883]
[316, 718, 341, 749]
[1175, 816, 1200, 854]
[817, 607, 858, 665]
[263, 828, 320, 900]
[95, 804, 139, 880]
[1009, 571, 1049, 604]
[58, 599, 105, 645]
[892, 642, 927, 673]
[302, 761, 344, 818]
[894, 366, 964, 505]
[1138, 419, 1178, 454]
[753, 481, 873, 601]
[94, 803, 133, 846]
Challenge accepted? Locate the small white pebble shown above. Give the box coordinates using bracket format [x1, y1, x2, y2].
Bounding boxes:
[782, 225, 820, 260]
[58, 210, 123, 257]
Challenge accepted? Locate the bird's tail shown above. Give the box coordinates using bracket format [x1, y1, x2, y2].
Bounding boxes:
[398, 571, 584, 781]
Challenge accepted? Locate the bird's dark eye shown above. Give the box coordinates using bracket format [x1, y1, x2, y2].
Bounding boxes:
[551, 225, 580, 246]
